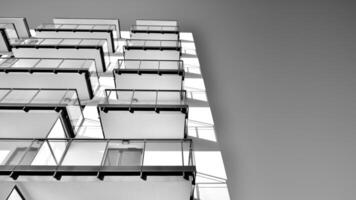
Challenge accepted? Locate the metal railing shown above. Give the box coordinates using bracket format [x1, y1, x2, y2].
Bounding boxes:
[131, 25, 179, 32]
[0, 138, 195, 179]
[10, 38, 107, 48]
[0, 57, 96, 71]
[36, 23, 116, 31]
[117, 59, 184, 72]
[0, 88, 81, 106]
[103, 89, 187, 107]
[124, 39, 181, 49]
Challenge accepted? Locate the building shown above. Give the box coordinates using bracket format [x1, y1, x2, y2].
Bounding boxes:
[0, 17, 230, 200]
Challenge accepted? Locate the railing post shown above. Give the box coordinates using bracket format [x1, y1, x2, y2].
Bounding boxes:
[129, 90, 135, 112]
[140, 140, 147, 180]
[181, 140, 184, 166]
[155, 90, 158, 113]
[188, 140, 193, 166]
[97, 139, 110, 180]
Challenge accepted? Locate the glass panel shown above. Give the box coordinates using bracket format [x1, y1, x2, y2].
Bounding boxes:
[48, 140, 68, 163]
[30, 141, 56, 166]
[1, 90, 36, 104]
[18, 140, 42, 165]
[0, 58, 18, 68]
[31, 90, 66, 104]
[157, 91, 182, 105]
[11, 59, 39, 68]
[104, 141, 144, 166]
[35, 59, 62, 68]
[0, 140, 33, 165]
[132, 91, 156, 105]
[143, 142, 183, 166]
[108, 90, 132, 104]
[160, 61, 180, 70]
[60, 59, 89, 69]
[47, 118, 66, 138]
[60, 39, 81, 45]
[61, 141, 106, 166]
[40, 39, 62, 45]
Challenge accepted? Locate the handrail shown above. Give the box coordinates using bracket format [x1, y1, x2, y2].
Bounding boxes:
[10, 38, 107, 47]
[37, 23, 116, 31]
[124, 39, 181, 49]
[0, 88, 82, 107]
[0, 57, 96, 70]
[103, 89, 187, 106]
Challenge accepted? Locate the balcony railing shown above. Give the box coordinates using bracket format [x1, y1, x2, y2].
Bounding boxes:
[124, 39, 181, 51]
[0, 88, 84, 134]
[0, 138, 195, 181]
[100, 89, 188, 113]
[131, 25, 179, 33]
[116, 59, 184, 75]
[0, 57, 96, 72]
[36, 23, 116, 32]
[10, 38, 107, 49]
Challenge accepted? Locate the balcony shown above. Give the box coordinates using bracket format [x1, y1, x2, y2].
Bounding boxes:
[124, 39, 181, 60]
[0, 88, 83, 138]
[0, 138, 195, 200]
[35, 23, 117, 52]
[130, 20, 179, 40]
[10, 38, 109, 72]
[0, 58, 99, 100]
[0, 17, 31, 38]
[98, 89, 188, 139]
[114, 59, 184, 90]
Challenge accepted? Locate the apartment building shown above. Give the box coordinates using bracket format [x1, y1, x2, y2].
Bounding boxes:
[0, 17, 230, 200]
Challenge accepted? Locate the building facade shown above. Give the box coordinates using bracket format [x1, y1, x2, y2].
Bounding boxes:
[0, 17, 230, 200]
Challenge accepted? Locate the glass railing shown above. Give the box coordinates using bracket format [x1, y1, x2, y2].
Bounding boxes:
[131, 25, 179, 32]
[103, 89, 187, 107]
[0, 57, 95, 71]
[0, 138, 194, 178]
[0, 88, 83, 133]
[36, 23, 116, 31]
[10, 38, 107, 49]
[0, 23, 18, 39]
[124, 39, 181, 49]
[117, 59, 184, 72]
